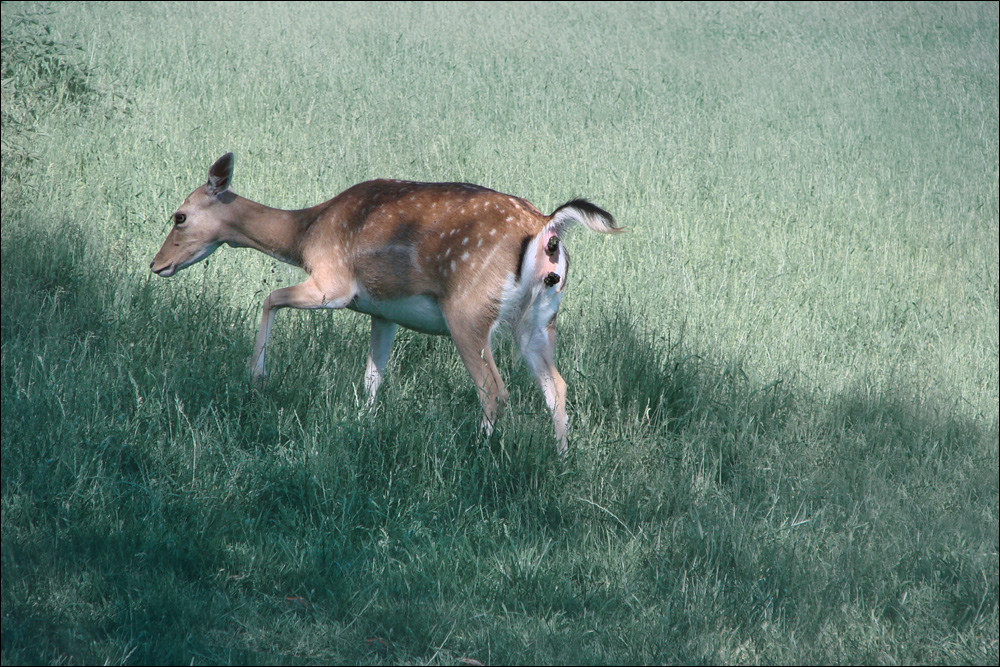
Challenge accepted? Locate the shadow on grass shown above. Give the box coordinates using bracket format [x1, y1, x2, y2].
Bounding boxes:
[2, 216, 996, 664]
[552, 303, 997, 655]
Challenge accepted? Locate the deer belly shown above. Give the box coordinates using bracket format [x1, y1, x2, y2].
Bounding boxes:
[348, 287, 449, 335]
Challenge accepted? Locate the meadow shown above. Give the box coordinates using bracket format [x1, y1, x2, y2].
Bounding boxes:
[1, 2, 997, 664]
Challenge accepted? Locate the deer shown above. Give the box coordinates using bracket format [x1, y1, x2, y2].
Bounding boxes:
[150, 153, 621, 454]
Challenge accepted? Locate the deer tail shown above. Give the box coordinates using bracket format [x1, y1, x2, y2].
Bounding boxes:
[547, 199, 621, 236]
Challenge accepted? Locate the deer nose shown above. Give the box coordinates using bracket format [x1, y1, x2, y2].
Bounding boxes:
[150, 259, 172, 276]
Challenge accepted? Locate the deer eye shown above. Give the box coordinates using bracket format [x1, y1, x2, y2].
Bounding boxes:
[174, 212, 187, 225]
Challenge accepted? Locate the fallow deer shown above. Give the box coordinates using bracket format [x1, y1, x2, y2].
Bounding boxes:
[151, 153, 620, 454]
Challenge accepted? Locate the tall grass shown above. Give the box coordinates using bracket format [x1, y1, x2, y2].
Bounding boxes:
[2, 2, 997, 664]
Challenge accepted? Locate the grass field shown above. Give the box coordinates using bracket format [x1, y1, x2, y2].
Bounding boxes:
[2, 2, 997, 664]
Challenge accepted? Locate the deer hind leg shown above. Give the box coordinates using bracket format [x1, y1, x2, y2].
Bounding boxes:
[444, 306, 507, 436]
[251, 274, 354, 383]
[517, 316, 569, 455]
[364, 316, 397, 405]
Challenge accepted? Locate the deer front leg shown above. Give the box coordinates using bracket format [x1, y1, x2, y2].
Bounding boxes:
[363, 316, 397, 405]
[251, 276, 353, 384]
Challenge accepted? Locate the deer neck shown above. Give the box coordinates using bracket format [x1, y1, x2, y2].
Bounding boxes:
[222, 194, 316, 268]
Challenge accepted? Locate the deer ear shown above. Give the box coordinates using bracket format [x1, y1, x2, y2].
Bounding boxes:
[207, 152, 234, 196]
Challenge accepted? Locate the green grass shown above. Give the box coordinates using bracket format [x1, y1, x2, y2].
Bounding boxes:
[2, 1, 997, 664]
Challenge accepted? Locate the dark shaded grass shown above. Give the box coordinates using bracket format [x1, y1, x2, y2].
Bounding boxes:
[3, 217, 997, 664]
